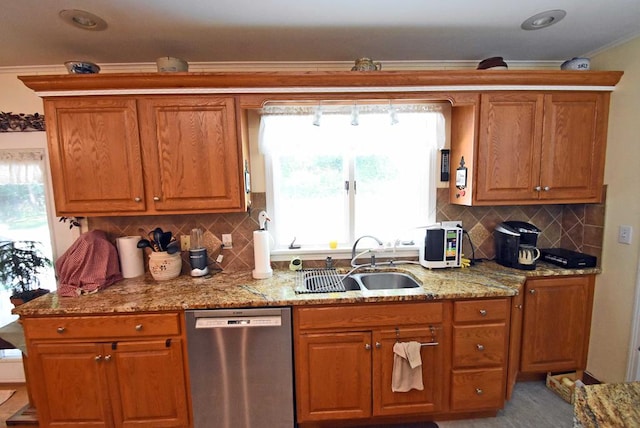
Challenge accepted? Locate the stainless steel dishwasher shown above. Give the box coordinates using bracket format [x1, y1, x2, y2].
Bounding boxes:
[185, 307, 294, 428]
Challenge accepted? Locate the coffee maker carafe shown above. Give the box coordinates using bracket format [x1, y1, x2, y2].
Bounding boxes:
[494, 221, 541, 270]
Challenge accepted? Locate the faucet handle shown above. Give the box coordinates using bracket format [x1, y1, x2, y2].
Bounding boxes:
[325, 256, 333, 269]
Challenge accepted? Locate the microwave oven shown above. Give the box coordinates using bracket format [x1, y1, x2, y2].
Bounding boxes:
[419, 223, 463, 269]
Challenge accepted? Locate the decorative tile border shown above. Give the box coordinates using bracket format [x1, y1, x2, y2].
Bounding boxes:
[0, 112, 45, 132]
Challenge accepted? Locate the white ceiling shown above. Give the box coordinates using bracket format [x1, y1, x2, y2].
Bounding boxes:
[2, 0, 640, 68]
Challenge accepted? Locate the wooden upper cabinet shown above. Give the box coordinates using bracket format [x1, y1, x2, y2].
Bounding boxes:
[44, 97, 146, 215]
[475, 93, 544, 202]
[137, 97, 244, 213]
[454, 91, 609, 205]
[539, 92, 608, 202]
[43, 95, 246, 216]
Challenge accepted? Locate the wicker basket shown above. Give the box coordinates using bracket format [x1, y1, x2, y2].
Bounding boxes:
[546, 372, 578, 404]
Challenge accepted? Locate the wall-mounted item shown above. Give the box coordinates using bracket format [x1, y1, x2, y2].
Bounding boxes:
[440, 149, 450, 182]
[455, 157, 467, 190]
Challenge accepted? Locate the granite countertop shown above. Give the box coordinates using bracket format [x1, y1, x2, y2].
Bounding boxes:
[574, 382, 640, 427]
[13, 261, 599, 316]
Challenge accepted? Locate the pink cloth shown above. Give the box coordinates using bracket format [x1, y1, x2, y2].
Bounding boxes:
[56, 230, 123, 297]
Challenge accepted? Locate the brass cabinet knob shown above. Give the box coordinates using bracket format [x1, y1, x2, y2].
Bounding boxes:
[534, 186, 542, 191]
[104, 355, 112, 362]
[476, 344, 485, 351]
[529, 289, 536, 294]
[135, 324, 143, 331]
[543, 186, 551, 191]
[56, 327, 65, 334]
[153, 196, 160, 201]
[375, 342, 382, 349]
[365, 343, 371, 350]
[95, 355, 102, 361]
[134, 197, 141, 202]
[479, 309, 487, 316]
[476, 388, 484, 395]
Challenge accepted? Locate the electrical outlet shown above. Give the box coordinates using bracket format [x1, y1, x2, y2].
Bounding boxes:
[618, 225, 633, 245]
[180, 235, 191, 251]
[222, 234, 233, 248]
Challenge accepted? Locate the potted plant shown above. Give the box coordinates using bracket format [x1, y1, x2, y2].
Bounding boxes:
[0, 240, 52, 306]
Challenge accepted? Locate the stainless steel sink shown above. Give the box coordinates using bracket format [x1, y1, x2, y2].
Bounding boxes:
[298, 270, 420, 293]
[352, 272, 420, 290]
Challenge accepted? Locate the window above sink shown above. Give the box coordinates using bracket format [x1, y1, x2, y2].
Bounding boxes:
[259, 101, 449, 259]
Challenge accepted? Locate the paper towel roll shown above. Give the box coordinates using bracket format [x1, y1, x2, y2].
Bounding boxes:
[116, 236, 145, 278]
[252, 230, 273, 279]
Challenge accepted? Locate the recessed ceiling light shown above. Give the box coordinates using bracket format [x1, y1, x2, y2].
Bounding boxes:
[59, 9, 107, 31]
[521, 9, 566, 30]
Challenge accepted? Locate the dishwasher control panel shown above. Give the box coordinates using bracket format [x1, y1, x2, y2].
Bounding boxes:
[195, 316, 282, 328]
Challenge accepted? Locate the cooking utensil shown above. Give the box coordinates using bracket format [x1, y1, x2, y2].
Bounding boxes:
[166, 240, 181, 254]
[137, 239, 152, 250]
[160, 231, 172, 252]
[153, 228, 164, 251]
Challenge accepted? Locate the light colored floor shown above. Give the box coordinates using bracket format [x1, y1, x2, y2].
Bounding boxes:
[0, 381, 573, 428]
[437, 381, 574, 428]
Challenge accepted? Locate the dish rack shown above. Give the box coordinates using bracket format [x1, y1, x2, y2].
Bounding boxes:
[295, 269, 346, 293]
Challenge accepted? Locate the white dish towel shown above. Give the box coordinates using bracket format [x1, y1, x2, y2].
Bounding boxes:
[392, 341, 424, 392]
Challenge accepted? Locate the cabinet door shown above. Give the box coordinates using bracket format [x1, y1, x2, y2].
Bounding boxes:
[108, 339, 190, 428]
[138, 97, 244, 213]
[29, 342, 113, 428]
[475, 93, 544, 202]
[296, 332, 372, 422]
[521, 276, 595, 373]
[540, 92, 608, 202]
[44, 97, 146, 214]
[373, 327, 446, 416]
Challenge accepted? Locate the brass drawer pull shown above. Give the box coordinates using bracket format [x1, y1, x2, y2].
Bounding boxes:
[135, 324, 143, 331]
[479, 309, 487, 316]
[375, 342, 381, 349]
[475, 388, 484, 395]
[365, 343, 371, 350]
[95, 355, 102, 361]
[476, 344, 485, 351]
[104, 355, 112, 362]
[56, 327, 66, 334]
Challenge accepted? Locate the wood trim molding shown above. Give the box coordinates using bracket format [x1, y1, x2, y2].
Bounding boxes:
[19, 70, 623, 95]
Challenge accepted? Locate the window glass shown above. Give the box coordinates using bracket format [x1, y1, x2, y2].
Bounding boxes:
[0, 150, 55, 328]
[260, 103, 444, 251]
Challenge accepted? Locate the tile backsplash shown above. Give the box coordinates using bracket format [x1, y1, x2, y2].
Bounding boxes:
[89, 189, 606, 273]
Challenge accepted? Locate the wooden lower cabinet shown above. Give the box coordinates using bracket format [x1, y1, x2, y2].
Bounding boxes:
[520, 275, 595, 374]
[22, 313, 191, 428]
[450, 299, 509, 413]
[294, 302, 449, 424]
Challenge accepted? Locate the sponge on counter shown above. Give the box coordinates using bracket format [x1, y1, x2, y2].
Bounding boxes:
[460, 255, 471, 268]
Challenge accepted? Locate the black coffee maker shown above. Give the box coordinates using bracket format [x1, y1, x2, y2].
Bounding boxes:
[494, 221, 541, 270]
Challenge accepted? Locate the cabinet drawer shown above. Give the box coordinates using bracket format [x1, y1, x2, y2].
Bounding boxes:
[453, 299, 508, 323]
[451, 368, 504, 411]
[452, 324, 506, 368]
[23, 313, 182, 340]
[296, 302, 443, 331]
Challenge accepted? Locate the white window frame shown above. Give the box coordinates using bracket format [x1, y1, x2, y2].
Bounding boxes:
[260, 102, 448, 261]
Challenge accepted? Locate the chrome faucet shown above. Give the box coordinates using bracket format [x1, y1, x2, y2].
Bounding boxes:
[351, 235, 384, 268]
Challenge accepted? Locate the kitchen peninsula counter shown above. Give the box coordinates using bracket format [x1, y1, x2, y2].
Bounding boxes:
[13, 261, 599, 316]
[574, 382, 640, 427]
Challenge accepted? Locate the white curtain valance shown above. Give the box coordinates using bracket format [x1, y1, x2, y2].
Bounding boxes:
[0, 150, 44, 184]
[259, 103, 446, 155]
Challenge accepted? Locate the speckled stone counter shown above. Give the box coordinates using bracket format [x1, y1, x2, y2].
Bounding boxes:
[12, 261, 599, 316]
[574, 382, 640, 427]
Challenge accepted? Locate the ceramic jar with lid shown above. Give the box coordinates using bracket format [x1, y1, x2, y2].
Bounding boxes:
[148, 251, 182, 280]
[351, 58, 382, 71]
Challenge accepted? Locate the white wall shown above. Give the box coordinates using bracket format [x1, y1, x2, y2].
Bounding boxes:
[588, 36, 640, 382]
